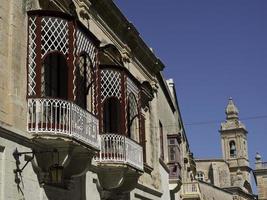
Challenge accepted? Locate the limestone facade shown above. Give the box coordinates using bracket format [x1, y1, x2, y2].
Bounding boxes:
[0, 0, 192, 200]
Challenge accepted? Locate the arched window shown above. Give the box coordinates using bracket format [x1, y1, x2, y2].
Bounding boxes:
[42, 52, 68, 99]
[196, 171, 205, 181]
[76, 54, 94, 111]
[103, 98, 121, 134]
[127, 93, 139, 142]
[229, 141, 237, 157]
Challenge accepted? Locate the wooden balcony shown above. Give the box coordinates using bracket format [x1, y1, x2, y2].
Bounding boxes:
[27, 98, 100, 150]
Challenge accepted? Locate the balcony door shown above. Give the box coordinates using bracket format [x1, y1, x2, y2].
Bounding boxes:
[127, 93, 139, 142]
[42, 52, 68, 100]
[103, 97, 121, 134]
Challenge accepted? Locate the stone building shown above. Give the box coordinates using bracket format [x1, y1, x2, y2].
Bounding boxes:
[0, 0, 194, 200]
[254, 153, 267, 200]
[191, 98, 256, 200]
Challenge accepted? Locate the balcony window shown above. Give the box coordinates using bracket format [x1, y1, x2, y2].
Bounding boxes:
[26, 12, 100, 151]
[103, 98, 121, 134]
[168, 138, 181, 162]
[42, 52, 68, 99]
[167, 136, 181, 179]
[127, 93, 139, 142]
[76, 54, 94, 111]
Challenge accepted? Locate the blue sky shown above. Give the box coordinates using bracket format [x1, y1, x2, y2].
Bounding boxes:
[115, 0, 267, 189]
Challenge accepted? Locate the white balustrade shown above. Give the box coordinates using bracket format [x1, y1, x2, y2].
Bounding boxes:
[27, 98, 99, 149]
[183, 182, 201, 194]
[96, 134, 143, 171]
[262, 162, 267, 169]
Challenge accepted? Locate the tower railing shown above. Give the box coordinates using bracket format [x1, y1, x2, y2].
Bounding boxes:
[260, 162, 267, 169]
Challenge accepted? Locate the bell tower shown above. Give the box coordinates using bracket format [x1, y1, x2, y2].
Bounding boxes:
[220, 98, 252, 192]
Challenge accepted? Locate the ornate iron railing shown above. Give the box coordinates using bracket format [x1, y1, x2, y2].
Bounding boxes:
[27, 98, 99, 150]
[95, 134, 143, 171]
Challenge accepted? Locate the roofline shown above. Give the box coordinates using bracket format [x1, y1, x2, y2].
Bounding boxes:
[195, 158, 227, 163]
[90, 0, 165, 74]
[199, 181, 233, 195]
[157, 72, 176, 112]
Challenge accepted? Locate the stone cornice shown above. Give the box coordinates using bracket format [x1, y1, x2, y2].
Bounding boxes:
[0, 122, 44, 149]
[253, 168, 267, 175]
[157, 72, 176, 112]
[136, 183, 163, 197]
[223, 186, 256, 199]
[90, 0, 165, 75]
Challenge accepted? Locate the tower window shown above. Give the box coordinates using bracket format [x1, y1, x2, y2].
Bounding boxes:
[229, 141, 237, 158]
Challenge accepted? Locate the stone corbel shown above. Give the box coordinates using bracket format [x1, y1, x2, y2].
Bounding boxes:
[122, 55, 131, 64]
[79, 8, 90, 20]
[152, 82, 159, 94]
[75, 0, 91, 20]
[121, 48, 132, 65]
[25, 0, 41, 11]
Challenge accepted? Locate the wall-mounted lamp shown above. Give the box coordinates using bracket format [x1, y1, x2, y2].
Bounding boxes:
[13, 148, 35, 173]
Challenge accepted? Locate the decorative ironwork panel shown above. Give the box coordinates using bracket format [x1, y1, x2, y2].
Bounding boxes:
[125, 137, 143, 170]
[127, 78, 139, 98]
[75, 55, 95, 112]
[95, 134, 143, 171]
[74, 29, 97, 105]
[27, 98, 100, 150]
[41, 17, 69, 58]
[75, 29, 97, 68]
[128, 93, 138, 121]
[28, 17, 37, 96]
[100, 70, 121, 102]
[71, 103, 99, 148]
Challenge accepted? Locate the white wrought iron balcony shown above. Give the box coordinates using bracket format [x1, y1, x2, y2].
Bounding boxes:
[27, 98, 100, 150]
[95, 134, 143, 171]
[181, 181, 202, 199]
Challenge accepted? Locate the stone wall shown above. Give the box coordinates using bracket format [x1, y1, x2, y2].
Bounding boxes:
[199, 182, 233, 200]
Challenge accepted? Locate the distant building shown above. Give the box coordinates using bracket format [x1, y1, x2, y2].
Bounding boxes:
[254, 153, 267, 200]
[192, 98, 256, 200]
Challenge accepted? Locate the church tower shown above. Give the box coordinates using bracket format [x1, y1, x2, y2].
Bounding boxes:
[220, 98, 252, 193]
